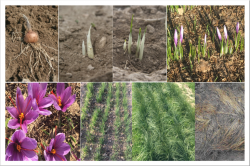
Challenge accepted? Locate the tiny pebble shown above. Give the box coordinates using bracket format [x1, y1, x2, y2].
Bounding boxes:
[87, 65, 94, 70]
[66, 73, 72, 78]
[147, 24, 155, 34]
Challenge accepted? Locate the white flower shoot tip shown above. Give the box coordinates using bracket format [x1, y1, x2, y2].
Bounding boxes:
[123, 39, 126, 51]
[82, 40, 86, 56]
[87, 25, 94, 59]
[139, 27, 147, 61]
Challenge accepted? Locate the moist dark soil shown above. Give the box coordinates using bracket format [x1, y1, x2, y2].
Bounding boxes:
[5, 6, 58, 82]
[113, 6, 166, 81]
[5, 83, 80, 161]
[195, 83, 244, 161]
[59, 6, 113, 82]
[167, 6, 245, 82]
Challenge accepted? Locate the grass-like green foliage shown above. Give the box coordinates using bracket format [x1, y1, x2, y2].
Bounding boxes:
[96, 82, 106, 103]
[139, 27, 147, 61]
[81, 83, 94, 123]
[186, 83, 195, 94]
[132, 83, 195, 161]
[87, 108, 101, 142]
[94, 83, 112, 161]
[136, 28, 142, 58]
[122, 83, 132, 160]
[111, 83, 121, 160]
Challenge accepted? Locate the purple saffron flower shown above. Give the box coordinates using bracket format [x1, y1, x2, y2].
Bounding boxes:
[48, 83, 76, 112]
[236, 22, 239, 34]
[180, 25, 184, 43]
[174, 29, 178, 47]
[224, 25, 228, 41]
[5, 130, 38, 161]
[28, 83, 53, 115]
[216, 27, 221, 41]
[7, 87, 39, 133]
[42, 133, 71, 161]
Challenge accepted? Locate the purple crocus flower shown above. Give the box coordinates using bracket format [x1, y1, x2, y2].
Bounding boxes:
[28, 83, 53, 115]
[42, 132, 71, 161]
[216, 27, 221, 41]
[180, 25, 184, 43]
[5, 130, 38, 161]
[48, 83, 76, 112]
[174, 29, 178, 47]
[224, 25, 228, 41]
[7, 87, 39, 133]
[236, 22, 239, 34]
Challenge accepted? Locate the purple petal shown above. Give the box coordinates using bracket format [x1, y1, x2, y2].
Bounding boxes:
[53, 154, 67, 161]
[61, 87, 72, 104]
[8, 119, 20, 130]
[216, 27, 221, 41]
[236, 22, 239, 34]
[39, 83, 48, 91]
[21, 121, 28, 134]
[44, 150, 48, 161]
[21, 137, 37, 149]
[174, 29, 178, 47]
[21, 149, 37, 159]
[6, 106, 18, 119]
[6, 155, 11, 161]
[54, 133, 65, 148]
[12, 151, 24, 161]
[22, 95, 32, 116]
[16, 94, 24, 115]
[48, 94, 61, 111]
[62, 94, 76, 112]
[39, 97, 53, 108]
[48, 138, 54, 152]
[204, 34, 207, 45]
[55, 143, 71, 156]
[24, 154, 38, 161]
[6, 143, 16, 157]
[37, 108, 52, 115]
[32, 99, 39, 112]
[180, 25, 183, 43]
[11, 130, 25, 143]
[57, 83, 65, 97]
[16, 87, 23, 98]
[24, 110, 38, 124]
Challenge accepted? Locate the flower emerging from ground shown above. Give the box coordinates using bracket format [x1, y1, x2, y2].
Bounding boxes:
[180, 25, 183, 43]
[224, 25, 228, 41]
[204, 34, 207, 45]
[42, 132, 71, 161]
[28, 83, 53, 115]
[174, 29, 178, 47]
[49, 83, 76, 112]
[216, 27, 221, 41]
[236, 22, 239, 34]
[5, 130, 38, 161]
[7, 87, 39, 133]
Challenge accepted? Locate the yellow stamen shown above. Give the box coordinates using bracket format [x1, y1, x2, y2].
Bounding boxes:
[51, 149, 56, 154]
[16, 145, 21, 152]
[19, 113, 24, 120]
[58, 96, 62, 107]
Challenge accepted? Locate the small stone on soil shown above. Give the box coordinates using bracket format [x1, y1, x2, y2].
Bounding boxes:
[87, 65, 95, 70]
[99, 37, 107, 49]
[66, 73, 72, 78]
[147, 25, 155, 34]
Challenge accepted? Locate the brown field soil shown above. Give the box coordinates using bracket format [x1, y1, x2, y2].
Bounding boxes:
[167, 6, 245, 82]
[5, 83, 80, 161]
[113, 6, 166, 81]
[5, 6, 58, 82]
[195, 83, 244, 161]
[81, 83, 132, 161]
[59, 6, 113, 82]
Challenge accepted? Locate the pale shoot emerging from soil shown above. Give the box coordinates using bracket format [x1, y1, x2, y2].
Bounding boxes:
[217, 27, 223, 57]
[87, 26, 94, 59]
[224, 25, 228, 54]
[139, 27, 147, 61]
[201, 34, 207, 58]
[136, 28, 141, 58]
[82, 40, 86, 56]
[235, 22, 240, 52]
[128, 14, 134, 54]
[123, 39, 126, 51]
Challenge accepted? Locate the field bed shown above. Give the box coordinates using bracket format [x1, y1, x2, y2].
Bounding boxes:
[195, 83, 244, 161]
[132, 83, 195, 161]
[5, 83, 80, 161]
[113, 6, 166, 81]
[80, 83, 132, 161]
[167, 6, 245, 82]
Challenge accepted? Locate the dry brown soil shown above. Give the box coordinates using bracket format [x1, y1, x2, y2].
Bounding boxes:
[59, 6, 113, 82]
[5, 6, 58, 82]
[5, 83, 80, 161]
[113, 6, 166, 81]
